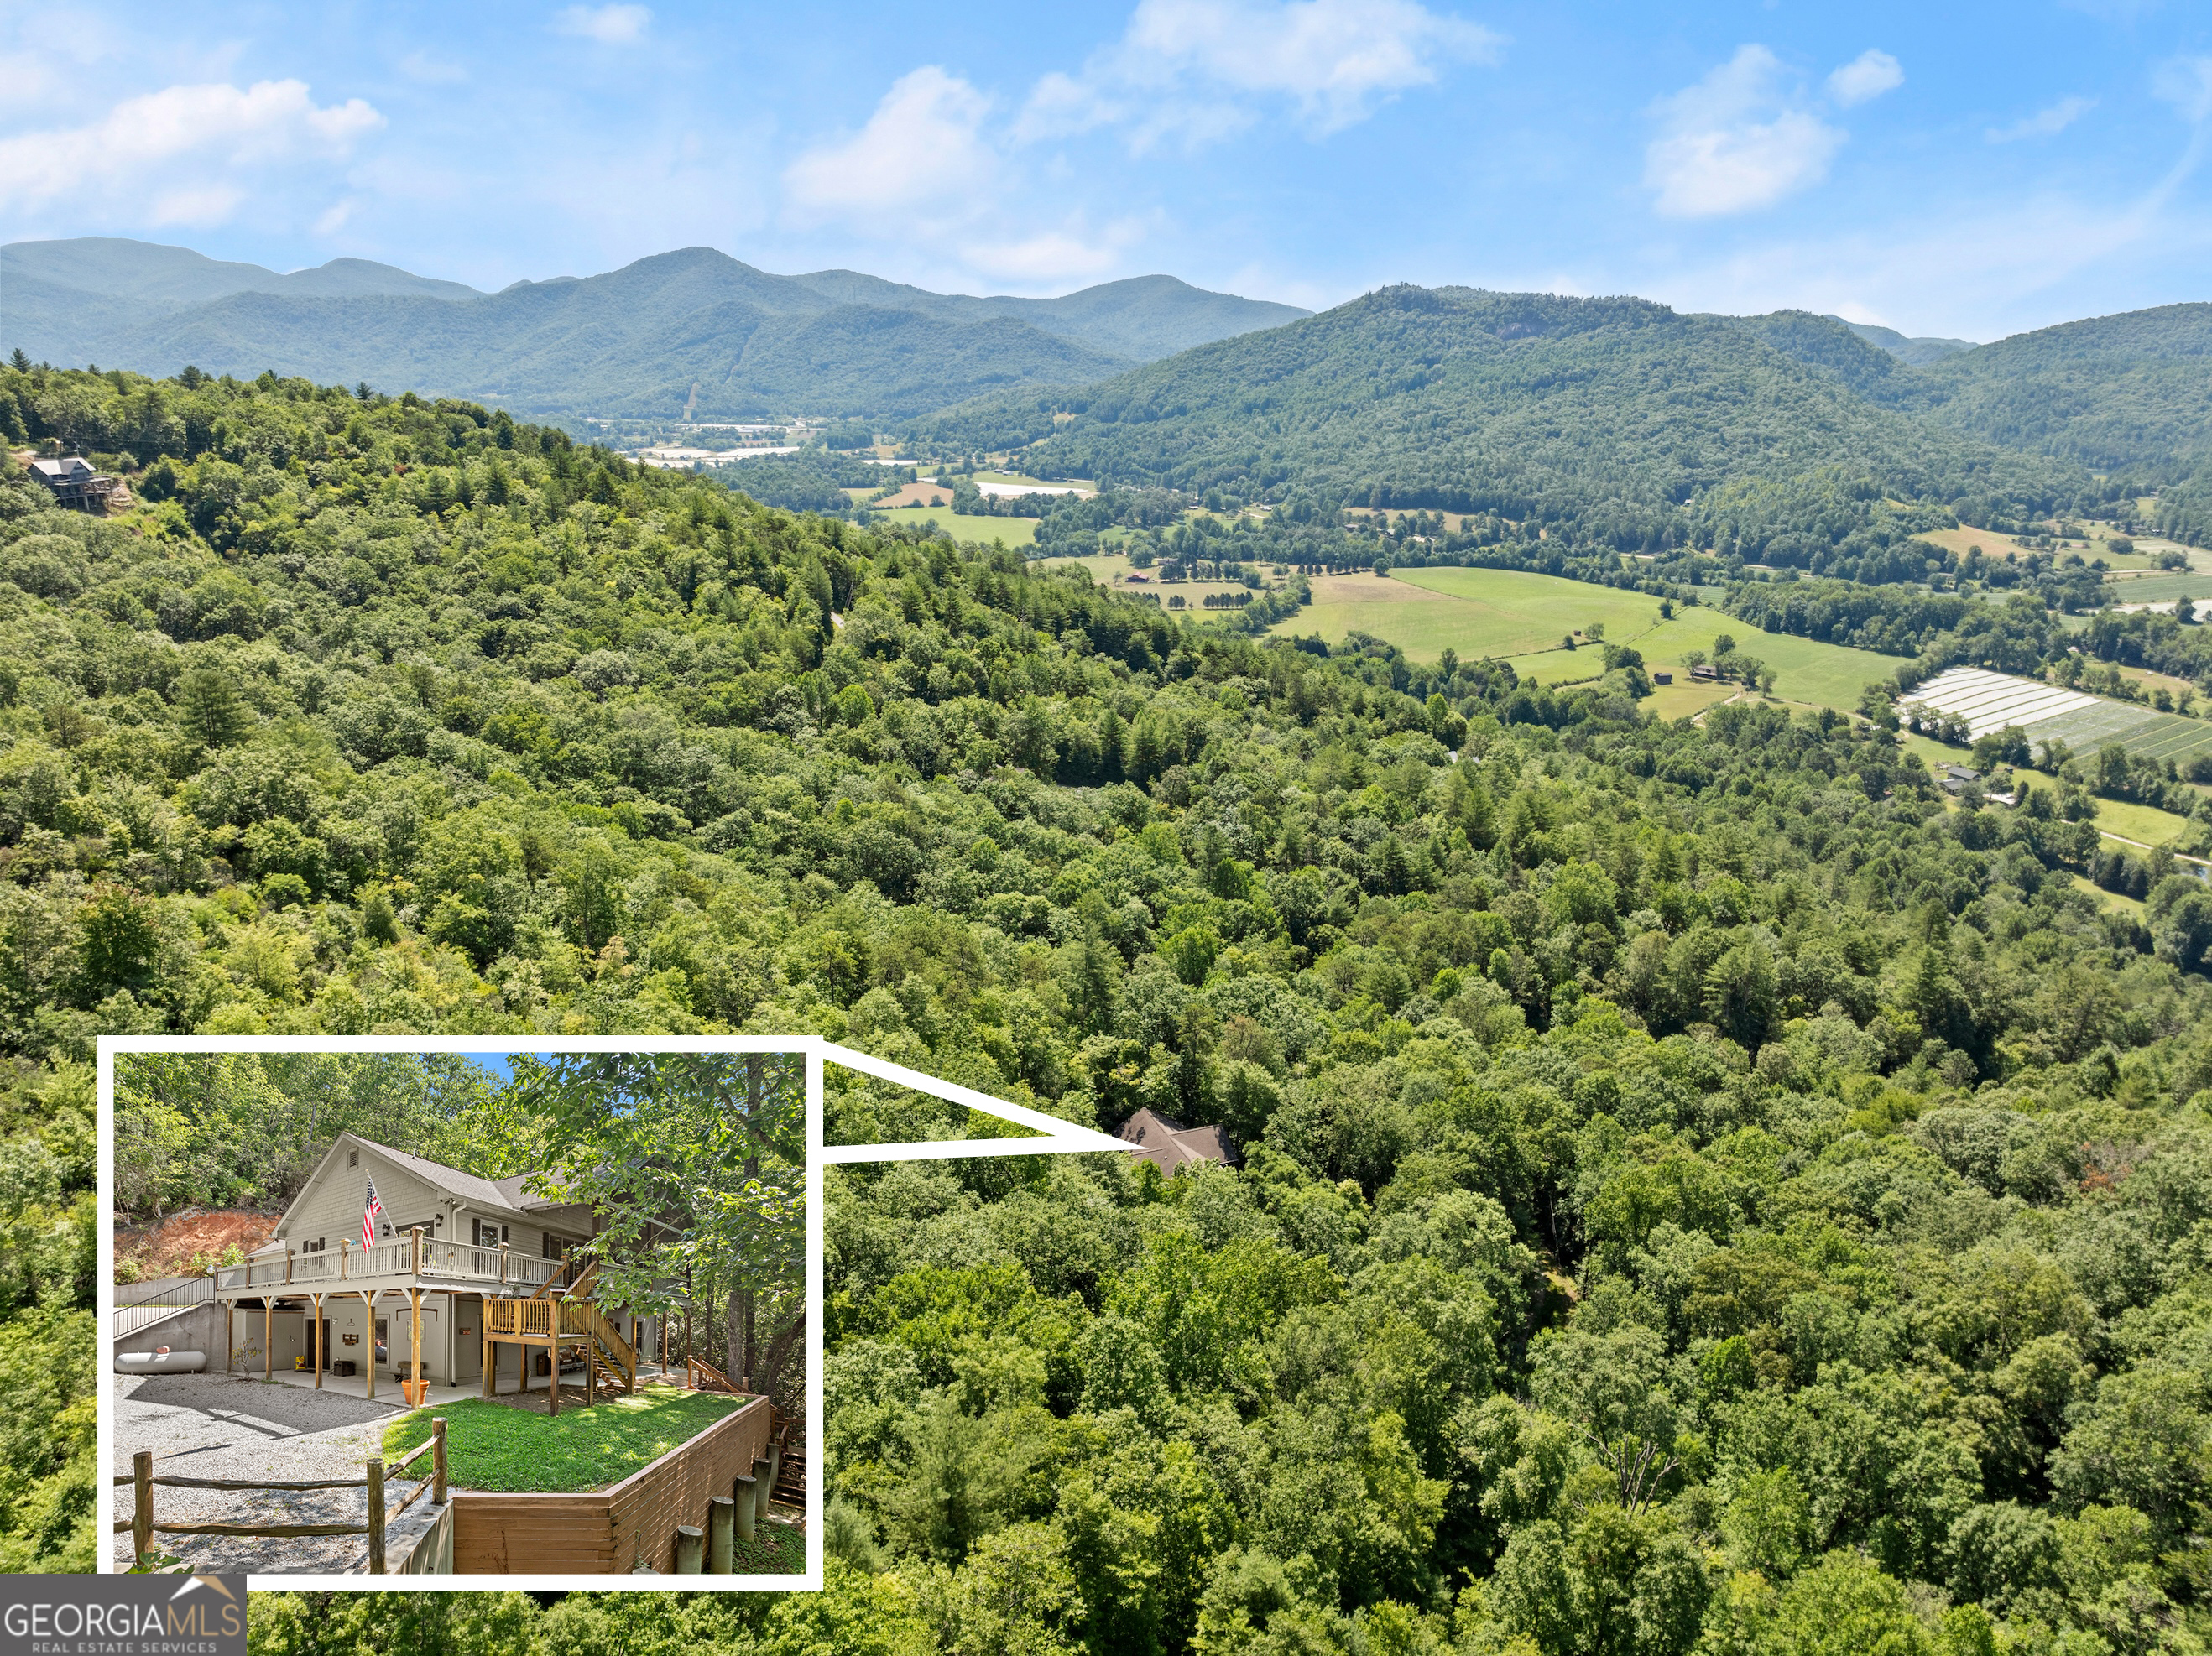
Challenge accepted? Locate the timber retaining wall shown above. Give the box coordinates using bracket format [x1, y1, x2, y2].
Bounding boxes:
[450, 1395, 772, 1573]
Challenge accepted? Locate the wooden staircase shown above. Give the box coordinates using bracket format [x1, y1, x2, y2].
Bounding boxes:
[687, 1355, 740, 1394]
[773, 1423, 806, 1508]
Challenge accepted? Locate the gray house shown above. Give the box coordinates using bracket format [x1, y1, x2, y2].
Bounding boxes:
[212, 1133, 660, 1412]
[29, 456, 119, 511]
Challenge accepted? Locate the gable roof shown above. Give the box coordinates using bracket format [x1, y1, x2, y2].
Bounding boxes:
[1115, 1107, 1237, 1175]
[273, 1131, 578, 1239]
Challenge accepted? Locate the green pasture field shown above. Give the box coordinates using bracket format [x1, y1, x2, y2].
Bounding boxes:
[2095, 574, 2212, 603]
[1273, 568, 1900, 717]
[2072, 872, 2147, 917]
[2090, 797, 2197, 847]
[862, 504, 1036, 546]
[1038, 550, 1275, 603]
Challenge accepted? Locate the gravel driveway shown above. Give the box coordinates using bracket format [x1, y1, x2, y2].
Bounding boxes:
[113, 1374, 443, 1573]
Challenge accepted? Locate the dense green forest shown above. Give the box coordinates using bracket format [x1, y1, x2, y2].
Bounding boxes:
[914, 289, 2114, 558]
[4, 365, 2209, 1650]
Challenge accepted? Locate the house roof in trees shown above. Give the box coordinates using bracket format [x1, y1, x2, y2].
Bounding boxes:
[260, 1131, 584, 1251]
[1115, 1107, 1237, 1175]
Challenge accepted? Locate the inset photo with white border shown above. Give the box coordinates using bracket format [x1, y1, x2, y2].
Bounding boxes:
[99, 1035, 823, 1591]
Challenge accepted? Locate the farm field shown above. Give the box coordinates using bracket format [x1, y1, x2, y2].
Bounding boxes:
[1282, 568, 1665, 659]
[860, 504, 1037, 546]
[2091, 797, 2197, 848]
[1039, 550, 1278, 603]
[2095, 573, 2212, 603]
[1270, 567, 1902, 716]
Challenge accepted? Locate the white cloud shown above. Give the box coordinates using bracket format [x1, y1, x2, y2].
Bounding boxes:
[1825, 49, 1902, 108]
[1987, 95, 2095, 143]
[964, 217, 1148, 282]
[552, 5, 650, 45]
[2152, 55, 2212, 124]
[150, 185, 244, 227]
[783, 66, 996, 221]
[315, 198, 358, 234]
[1017, 0, 1500, 149]
[0, 80, 383, 217]
[1644, 46, 1844, 218]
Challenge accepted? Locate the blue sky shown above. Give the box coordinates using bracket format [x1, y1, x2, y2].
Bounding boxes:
[1, 3, 2207, 341]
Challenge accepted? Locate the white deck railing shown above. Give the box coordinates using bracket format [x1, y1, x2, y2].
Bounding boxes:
[214, 1237, 563, 1294]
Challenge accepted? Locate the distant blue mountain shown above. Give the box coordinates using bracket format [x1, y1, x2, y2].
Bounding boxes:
[0, 237, 1307, 419]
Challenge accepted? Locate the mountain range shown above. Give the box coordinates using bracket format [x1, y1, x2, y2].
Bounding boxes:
[0, 237, 1307, 419]
[917, 286, 2212, 543]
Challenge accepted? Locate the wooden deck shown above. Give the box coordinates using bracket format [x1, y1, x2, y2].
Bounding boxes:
[215, 1235, 565, 1298]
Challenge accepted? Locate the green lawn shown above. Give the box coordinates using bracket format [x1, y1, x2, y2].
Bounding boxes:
[380, 1386, 746, 1493]
[2091, 797, 2196, 848]
[859, 504, 1036, 546]
[1272, 567, 1899, 717]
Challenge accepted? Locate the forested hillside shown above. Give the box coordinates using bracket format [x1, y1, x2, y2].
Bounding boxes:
[916, 286, 2103, 560]
[1916, 304, 2212, 478]
[2, 240, 1305, 421]
[0, 364, 2207, 1650]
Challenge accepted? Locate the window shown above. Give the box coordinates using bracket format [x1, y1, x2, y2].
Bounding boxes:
[348, 1150, 358, 1168]
[303, 1238, 325, 1253]
[542, 1232, 563, 1261]
[473, 1220, 509, 1248]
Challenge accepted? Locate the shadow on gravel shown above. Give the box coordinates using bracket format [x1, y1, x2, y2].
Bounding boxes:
[127, 1374, 400, 1433]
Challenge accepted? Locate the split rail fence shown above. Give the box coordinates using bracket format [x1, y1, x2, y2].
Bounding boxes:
[114, 1417, 448, 1574]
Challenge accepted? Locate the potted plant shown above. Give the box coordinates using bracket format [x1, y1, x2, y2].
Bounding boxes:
[401, 1377, 429, 1405]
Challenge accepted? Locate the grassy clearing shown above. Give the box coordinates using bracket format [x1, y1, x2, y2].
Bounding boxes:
[2091, 798, 2196, 848]
[380, 1386, 744, 1493]
[1281, 568, 1663, 660]
[1046, 550, 1291, 604]
[859, 505, 1036, 547]
[2072, 873, 2147, 917]
[1270, 568, 1901, 717]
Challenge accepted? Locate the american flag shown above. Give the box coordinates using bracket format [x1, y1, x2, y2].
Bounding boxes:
[361, 1175, 386, 1252]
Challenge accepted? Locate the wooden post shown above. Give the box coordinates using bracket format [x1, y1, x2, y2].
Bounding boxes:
[285, 1246, 292, 1286]
[548, 1340, 559, 1418]
[673, 1525, 704, 1574]
[224, 1302, 232, 1373]
[360, 1291, 376, 1400]
[432, 1418, 447, 1505]
[482, 1321, 492, 1399]
[340, 1238, 348, 1280]
[411, 1224, 422, 1278]
[263, 1300, 272, 1381]
[366, 1457, 386, 1575]
[708, 1495, 734, 1572]
[751, 1457, 772, 1528]
[733, 1471, 757, 1541]
[410, 1285, 423, 1400]
[132, 1450, 153, 1568]
[312, 1293, 323, 1390]
[498, 1242, 507, 1285]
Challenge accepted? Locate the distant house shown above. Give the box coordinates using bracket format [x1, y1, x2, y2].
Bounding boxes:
[29, 456, 119, 512]
[1651, 671, 1672, 685]
[1116, 1107, 1237, 1175]
[1690, 664, 1719, 681]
